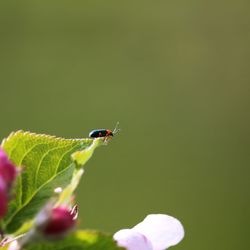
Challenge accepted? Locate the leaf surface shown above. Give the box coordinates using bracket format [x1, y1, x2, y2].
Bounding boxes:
[1, 131, 102, 234]
[23, 230, 124, 250]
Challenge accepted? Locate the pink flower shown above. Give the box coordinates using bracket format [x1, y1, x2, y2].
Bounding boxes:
[6, 206, 77, 249]
[114, 214, 184, 250]
[114, 229, 154, 250]
[41, 207, 76, 238]
[0, 148, 18, 219]
[0, 176, 7, 218]
[0, 148, 17, 187]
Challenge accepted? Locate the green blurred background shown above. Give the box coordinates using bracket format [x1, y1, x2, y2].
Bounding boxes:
[0, 1, 249, 249]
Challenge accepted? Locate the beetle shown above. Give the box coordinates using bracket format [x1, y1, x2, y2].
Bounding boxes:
[89, 122, 120, 140]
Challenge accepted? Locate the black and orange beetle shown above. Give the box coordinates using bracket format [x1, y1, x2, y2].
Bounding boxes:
[89, 122, 120, 140]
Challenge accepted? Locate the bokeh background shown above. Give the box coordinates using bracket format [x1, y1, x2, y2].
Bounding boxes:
[0, 1, 249, 249]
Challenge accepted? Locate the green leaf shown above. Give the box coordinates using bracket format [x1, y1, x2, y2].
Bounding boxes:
[23, 230, 124, 250]
[1, 131, 104, 234]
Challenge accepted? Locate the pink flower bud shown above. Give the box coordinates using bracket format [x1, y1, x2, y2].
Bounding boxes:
[0, 176, 8, 218]
[0, 148, 17, 187]
[42, 207, 76, 237]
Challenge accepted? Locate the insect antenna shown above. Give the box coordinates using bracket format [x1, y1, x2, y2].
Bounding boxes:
[113, 121, 121, 135]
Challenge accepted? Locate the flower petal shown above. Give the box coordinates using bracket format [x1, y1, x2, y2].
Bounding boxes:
[114, 229, 153, 250]
[132, 214, 184, 250]
[0, 148, 17, 186]
[0, 176, 8, 218]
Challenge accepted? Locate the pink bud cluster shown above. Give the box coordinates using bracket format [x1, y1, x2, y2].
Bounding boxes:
[7, 203, 77, 249]
[0, 148, 18, 219]
[35, 203, 78, 239]
[42, 206, 76, 237]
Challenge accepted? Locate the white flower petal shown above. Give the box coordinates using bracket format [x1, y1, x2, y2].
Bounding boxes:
[54, 187, 62, 194]
[132, 214, 184, 250]
[114, 229, 153, 250]
[8, 241, 20, 250]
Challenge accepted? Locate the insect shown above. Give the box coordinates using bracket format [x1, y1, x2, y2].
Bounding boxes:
[89, 122, 120, 140]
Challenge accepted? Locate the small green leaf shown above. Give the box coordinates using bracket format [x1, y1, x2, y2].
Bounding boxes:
[1, 131, 103, 234]
[23, 230, 124, 250]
